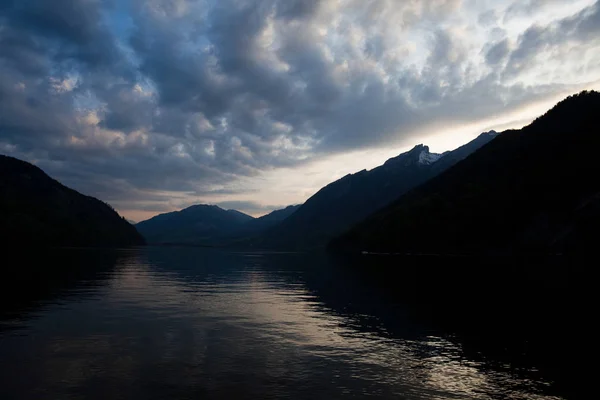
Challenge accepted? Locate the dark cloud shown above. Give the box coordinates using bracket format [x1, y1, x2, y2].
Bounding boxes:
[486, 39, 510, 65]
[566, 0, 600, 39]
[276, 0, 323, 21]
[1, 0, 120, 67]
[503, 1, 600, 78]
[1, 0, 598, 217]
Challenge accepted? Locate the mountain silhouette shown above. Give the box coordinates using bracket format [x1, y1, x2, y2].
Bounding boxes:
[331, 91, 600, 255]
[0, 155, 144, 247]
[136, 205, 253, 244]
[258, 132, 498, 249]
[244, 205, 301, 233]
[136, 204, 300, 245]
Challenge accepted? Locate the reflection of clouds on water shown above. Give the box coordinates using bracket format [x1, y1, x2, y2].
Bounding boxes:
[101, 253, 562, 399]
[1, 249, 563, 400]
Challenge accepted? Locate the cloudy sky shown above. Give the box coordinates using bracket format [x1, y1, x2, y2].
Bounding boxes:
[1, 0, 599, 221]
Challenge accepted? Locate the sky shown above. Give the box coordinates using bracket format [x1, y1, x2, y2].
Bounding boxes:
[1, 0, 599, 222]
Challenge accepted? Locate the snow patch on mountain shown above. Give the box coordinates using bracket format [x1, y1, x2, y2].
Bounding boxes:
[419, 150, 443, 165]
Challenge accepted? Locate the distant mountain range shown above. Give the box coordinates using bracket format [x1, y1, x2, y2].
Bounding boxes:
[331, 90, 600, 255]
[136, 204, 300, 245]
[6, 90, 597, 255]
[0, 155, 144, 247]
[245, 205, 301, 233]
[135, 132, 497, 247]
[255, 131, 498, 249]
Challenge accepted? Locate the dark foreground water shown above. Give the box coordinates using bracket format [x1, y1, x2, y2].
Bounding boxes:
[0, 248, 570, 399]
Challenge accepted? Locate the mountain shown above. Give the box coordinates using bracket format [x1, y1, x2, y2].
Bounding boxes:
[431, 130, 499, 174]
[136, 204, 301, 245]
[136, 205, 254, 244]
[0, 155, 144, 247]
[259, 132, 498, 249]
[244, 205, 301, 232]
[331, 91, 600, 255]
[226, 209, 257, 224]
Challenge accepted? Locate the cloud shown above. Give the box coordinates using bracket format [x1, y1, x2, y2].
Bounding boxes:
[505, 0, 577, 19]
[503, 1, 600, 78]
[478, 10, 498, 27]
[485, 39, 511, 65]
[1, 0, 599, 219]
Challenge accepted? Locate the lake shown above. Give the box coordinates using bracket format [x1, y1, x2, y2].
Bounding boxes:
[0, 248, 571, 399]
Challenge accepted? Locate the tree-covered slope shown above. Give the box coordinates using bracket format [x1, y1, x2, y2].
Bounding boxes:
[332, 91, 600, 255]
[0, 155, 144, 247]
[260, 133, 497, 250]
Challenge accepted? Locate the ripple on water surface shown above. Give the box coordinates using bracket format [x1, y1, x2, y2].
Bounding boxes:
[0, 248, 565, 400]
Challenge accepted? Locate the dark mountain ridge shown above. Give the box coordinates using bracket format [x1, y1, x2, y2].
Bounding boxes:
[136, 204, 301, 245]
[258, 131, 498, 250]
[332, 90, 600, 255]
[244, 204, 301, 233]
[135, 205, 253, 244]
[0, 155, 144, 247]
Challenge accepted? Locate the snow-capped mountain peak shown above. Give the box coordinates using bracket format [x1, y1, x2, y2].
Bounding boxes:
[481, 130, 499, 137]
[383, 144, 444, 167]
[418, 149, 443, 165]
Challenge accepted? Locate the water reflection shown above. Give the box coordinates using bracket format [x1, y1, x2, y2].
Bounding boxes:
[0, 248, 125, 332]
[0, 248, 564, 399]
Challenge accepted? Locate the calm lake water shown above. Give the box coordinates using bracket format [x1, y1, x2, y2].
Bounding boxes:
[0, 248, 567, 400]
